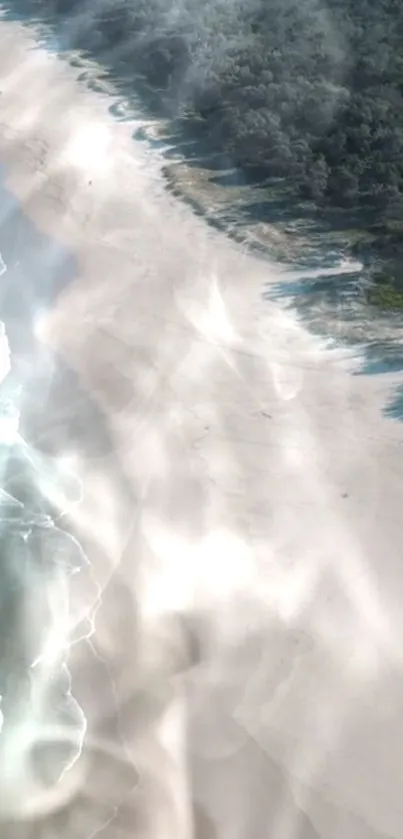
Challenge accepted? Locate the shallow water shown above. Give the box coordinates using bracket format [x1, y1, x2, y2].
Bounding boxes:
[2, 15, 403, 839]
[0, 169, 131, 811]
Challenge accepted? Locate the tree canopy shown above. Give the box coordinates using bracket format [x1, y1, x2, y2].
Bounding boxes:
[16, 0, 403, 220]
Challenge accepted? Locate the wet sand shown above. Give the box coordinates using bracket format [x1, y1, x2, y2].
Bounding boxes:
[0, 19, 403, 839]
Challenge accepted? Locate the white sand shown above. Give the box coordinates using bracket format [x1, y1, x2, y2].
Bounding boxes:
[0, 19, 403, 839]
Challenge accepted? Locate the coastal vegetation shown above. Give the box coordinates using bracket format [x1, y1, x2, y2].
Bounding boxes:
[12, 0, 403, 304]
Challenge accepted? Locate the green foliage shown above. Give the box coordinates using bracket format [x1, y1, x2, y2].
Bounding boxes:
[15, 0, 403, 224]
[367, 280, 403, 310]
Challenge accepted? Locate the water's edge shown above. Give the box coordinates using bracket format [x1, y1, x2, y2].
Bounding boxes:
[1, 5, 400, 417]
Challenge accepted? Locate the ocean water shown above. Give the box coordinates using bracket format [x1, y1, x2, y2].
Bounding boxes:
[0, 174, 117, 809]
[2, 11, 403, 838]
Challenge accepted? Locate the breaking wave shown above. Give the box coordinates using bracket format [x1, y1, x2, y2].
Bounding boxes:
[0, 300, 95, 817]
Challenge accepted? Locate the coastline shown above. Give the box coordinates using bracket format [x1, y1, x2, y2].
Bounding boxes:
[1, 18, 403, 839]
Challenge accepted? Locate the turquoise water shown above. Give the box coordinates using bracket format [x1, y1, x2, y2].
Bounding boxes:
[0, 173, 122, 792]
[0, 155, 139, 803]
[0, 175, 86, 785]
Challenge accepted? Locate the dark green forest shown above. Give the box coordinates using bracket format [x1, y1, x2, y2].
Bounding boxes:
[14, 0, 403, 294]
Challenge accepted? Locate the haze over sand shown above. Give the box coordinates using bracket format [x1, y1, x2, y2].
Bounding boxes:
[1, 18, 403, 839]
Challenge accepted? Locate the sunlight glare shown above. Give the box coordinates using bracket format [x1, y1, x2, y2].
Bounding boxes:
[64, 120, 111, 175]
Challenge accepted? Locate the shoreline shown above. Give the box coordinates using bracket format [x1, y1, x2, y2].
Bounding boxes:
[3, 7, 403, 391]
[3, 0, 403, 380]
[1, 19, 403, 839]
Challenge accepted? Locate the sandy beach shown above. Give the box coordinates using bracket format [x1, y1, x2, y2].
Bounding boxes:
[1, 18, 403, 839]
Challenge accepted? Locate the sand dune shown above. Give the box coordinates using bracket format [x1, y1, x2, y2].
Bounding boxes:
[0, 19, 403, 839]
